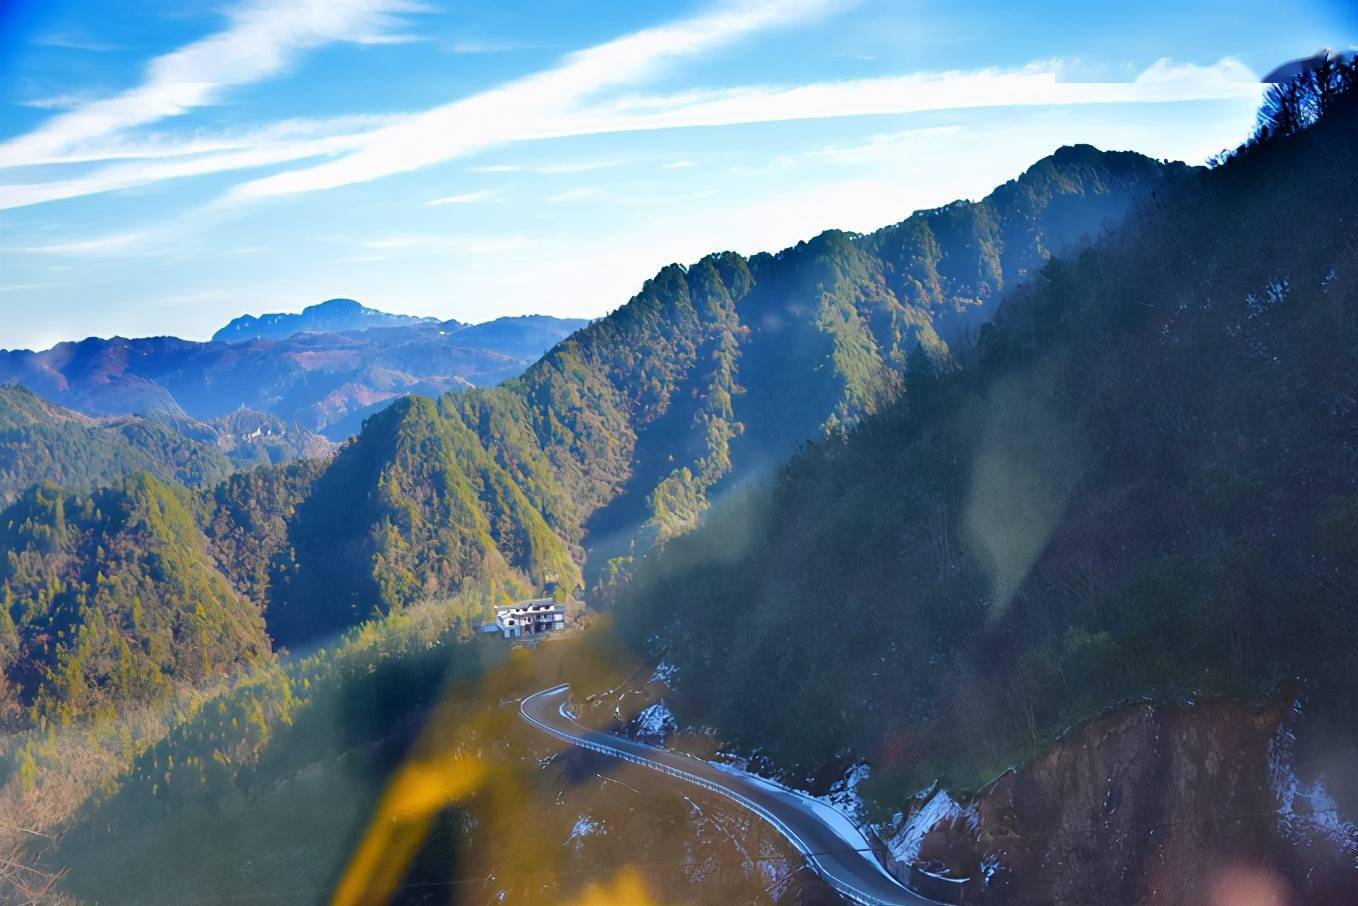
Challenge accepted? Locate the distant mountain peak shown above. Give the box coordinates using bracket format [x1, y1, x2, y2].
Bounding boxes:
[211, 298, 436, 343]
[310, 297, 362, 312]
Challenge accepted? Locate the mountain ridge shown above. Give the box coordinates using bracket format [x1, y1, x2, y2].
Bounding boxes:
[439, 144, 1193, 586]
[0, 143, 1193, 714]
[211, 297, 440, 343]
[0, 312, 587, 439]
[613, 96, 1358, 814]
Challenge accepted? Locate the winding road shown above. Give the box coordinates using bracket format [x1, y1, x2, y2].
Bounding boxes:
[520, 684, 938, 906]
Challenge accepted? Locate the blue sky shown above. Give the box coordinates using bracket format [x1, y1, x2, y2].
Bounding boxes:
[0, 0, 1354, 350]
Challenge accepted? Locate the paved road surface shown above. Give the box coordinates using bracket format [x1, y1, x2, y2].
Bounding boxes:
[520, 684, 938, 906]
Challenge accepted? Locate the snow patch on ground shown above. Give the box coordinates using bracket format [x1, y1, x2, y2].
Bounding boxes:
[648, 661, 678, 687]
[566, 815, 604, 845]
[886, 789, 962, 865]
[817, 762, 870, 822]
[633, 701, 678, 743]
[1269, 698, 1358, 866]
[707, 761, 901, 887]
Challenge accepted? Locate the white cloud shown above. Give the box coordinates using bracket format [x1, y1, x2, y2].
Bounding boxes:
[588, 58, 1263, 133]
[468, 160, 621, 176]
[1, 0, 1265, 217]
[21, 93, 100, 111]
[445, 38, 532, 55]
[0, 0, 425, 168]
[662, 159, 695, 170]
[809, 125, 965, 165]
[363, 234, 534, 254]
[228, 53, 1260, 203]
[426, 189, 501, 206]
[33, 33, 124, 52]
[7, 114, 395, 167]
[14, 231, 153, 256]
[1134, 57, 1260, 85]
[534, 160, 621, 175]
[0, 116, 388, 207]
[227, 0, 850, 200]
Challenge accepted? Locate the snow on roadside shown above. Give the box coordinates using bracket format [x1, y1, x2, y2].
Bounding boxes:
[706, 760, 902, 887]
[886, 789, 962, 865]
[817, 762, 871, 822]
[633, 701, 678, 744]
[1269, 698, 1358, 866]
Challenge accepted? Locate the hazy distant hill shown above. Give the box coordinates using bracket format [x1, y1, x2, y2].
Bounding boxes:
[0, 384, 232, 504]
[0, 385, 330, 505]
[212, 297, 438, 343]
[0, 311, 587, 439]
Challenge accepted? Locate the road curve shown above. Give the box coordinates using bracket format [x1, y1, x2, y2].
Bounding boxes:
[520, 684, 937, 906]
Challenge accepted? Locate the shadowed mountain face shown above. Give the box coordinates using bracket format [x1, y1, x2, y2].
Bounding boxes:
[434, 145, 1191, 585]
[615, 93, 1358, 821]
[0, 312, 588, 440]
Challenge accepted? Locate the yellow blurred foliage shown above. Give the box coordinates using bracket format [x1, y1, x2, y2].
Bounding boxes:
[564, 867, 658, 906]
[329, 755, 487, 906]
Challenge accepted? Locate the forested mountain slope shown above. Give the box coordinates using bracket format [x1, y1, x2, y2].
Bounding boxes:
[0, 385, 330, 506]
[0, 475, 269, 724]
[447, 146, 1186, 583]
[0, 385, 235, 504]
[0, 145, 1187, 712]
[614, 91, 1358, 799]
[262, 395, 579, 646]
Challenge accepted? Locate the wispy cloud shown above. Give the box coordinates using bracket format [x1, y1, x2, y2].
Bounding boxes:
[588, 57, 1262, 133]
[0, 0, 1264, 217]
[0, 119, 383, 210]
[0, 0, 426, 168]
[14, 231, 153, 256]
[662, 159, 695, 170]
[228, 52, 1260, 203]
[468, 160, 620, 175]
[227, 0, 849, 201]
[444, 38, 533, 55]
[809, 125, 965, 165]
[21, 92, 101, 111]
[33, 32, 125, 52]
[426, 189, 501, 205]
[362, 234, 534, 254]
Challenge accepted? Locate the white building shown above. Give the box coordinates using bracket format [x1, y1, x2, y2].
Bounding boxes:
[490, 599, 566, 639]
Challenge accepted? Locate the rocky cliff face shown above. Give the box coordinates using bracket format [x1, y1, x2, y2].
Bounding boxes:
[898, 698, 1357, 905]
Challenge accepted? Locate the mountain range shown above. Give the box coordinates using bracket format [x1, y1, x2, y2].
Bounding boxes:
[0, 143, 1191, 724]
[608, 86, 1358, 903]
[0, 384, 330, 506]
[0, 304, 587, 440]
[211, 297, 440, 343]
[619, 86, 1358, 791]
[444, 144, 1192, 585]
[5, 60, 1357, 906]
